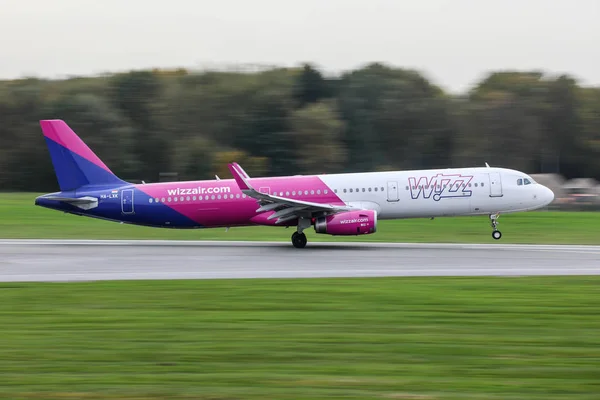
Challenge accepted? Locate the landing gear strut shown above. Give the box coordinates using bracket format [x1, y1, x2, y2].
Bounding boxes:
[291, 217, 310, 248]
[291, 232, 307, 248]
[490, 213, 502, 240]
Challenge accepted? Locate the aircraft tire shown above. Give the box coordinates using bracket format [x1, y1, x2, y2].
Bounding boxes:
[492, 230, 502, 240]
[292, 232, 307, 248]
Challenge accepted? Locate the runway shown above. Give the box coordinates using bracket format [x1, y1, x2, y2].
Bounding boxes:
[1, 239, 600, 282]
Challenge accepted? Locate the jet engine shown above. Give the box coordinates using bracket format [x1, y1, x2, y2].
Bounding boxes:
[314, 210, 377, 236]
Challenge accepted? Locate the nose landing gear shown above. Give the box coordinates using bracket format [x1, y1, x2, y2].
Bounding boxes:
[490, 213, 502, 240]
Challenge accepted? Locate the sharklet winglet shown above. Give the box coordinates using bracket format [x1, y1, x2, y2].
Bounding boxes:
[227, 163, 251, 191]
[232, 162, 250, 179]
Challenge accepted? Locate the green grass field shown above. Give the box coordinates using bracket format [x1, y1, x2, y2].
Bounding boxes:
[1, 193, 599, 244]
[1, 277, 599, 399]
[2, 193, 599, 398]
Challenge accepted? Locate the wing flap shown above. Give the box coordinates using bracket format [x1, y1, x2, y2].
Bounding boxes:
[267, 205, 308, 221]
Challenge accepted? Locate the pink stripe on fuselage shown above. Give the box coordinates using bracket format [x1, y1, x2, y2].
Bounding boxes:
[135, 175, 344, 227]
[40, 120, 112, 173]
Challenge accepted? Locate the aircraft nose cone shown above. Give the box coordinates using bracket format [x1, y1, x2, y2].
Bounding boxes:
[540, 185, 554, 206]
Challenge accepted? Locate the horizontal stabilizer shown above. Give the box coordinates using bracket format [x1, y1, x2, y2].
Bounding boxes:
[42, 195, 98, 210]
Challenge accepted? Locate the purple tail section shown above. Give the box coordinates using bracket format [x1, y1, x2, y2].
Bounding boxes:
[40, 120, 128, 191]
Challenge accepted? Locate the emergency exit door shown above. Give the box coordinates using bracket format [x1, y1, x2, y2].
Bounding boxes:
[387, 181, 399, 202]
[488, 172, 503, 197]
[121, 189, 134, 214]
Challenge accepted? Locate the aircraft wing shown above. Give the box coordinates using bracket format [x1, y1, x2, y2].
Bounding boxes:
[227, 163, 355, 224]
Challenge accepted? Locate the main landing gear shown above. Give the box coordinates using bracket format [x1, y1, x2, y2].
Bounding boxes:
[490, 213, 502, 240]
[291, 232, 307, 248]
[291, 217, 311, 248]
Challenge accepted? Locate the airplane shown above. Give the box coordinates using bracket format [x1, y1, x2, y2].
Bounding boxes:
[34, 120, 555, 248]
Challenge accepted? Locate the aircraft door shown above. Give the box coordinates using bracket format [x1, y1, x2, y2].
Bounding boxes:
[488, 172, 503, 197]
[259, 187, 270, 195]
[121, 189, 134, 214]
[387, 181, 399, 202]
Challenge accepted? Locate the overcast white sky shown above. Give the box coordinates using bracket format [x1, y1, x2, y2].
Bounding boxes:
[1, 0, 598, 92]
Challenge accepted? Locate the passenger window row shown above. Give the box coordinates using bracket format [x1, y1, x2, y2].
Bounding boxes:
[332, 182, 489, 194]
[149, 193, 249, 203]
[335, 187, 385, 194]
[275, 189, 329, 196]
[406, 182, 485, 190]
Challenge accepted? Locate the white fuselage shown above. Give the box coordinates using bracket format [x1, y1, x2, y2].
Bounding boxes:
[318, 167, 554, 219]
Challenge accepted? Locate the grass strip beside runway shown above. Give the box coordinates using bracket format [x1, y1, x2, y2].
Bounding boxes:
[1, 277, 599, 399]
[1, 192, 599, 244]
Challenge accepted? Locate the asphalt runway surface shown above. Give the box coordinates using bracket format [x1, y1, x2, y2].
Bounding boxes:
[1, 239, 600, 282]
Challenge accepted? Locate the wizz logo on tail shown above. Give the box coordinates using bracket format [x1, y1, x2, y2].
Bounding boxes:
[408, 174, 473, 201]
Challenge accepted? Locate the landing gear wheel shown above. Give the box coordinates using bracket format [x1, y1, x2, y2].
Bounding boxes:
[488, 213, 502, 240]
[291, 232, 307, 248]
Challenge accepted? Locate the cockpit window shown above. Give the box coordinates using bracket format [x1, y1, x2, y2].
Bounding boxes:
[517, 177, 534, 186]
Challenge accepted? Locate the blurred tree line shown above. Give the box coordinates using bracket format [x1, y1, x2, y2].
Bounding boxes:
[1, 63, 599, 192]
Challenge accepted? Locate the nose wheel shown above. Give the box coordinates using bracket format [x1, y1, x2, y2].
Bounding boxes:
[291, 232, 307, 248]
[490, 213, 502, 240]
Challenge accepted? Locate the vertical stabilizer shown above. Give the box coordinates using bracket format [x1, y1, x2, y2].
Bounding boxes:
[40, 120, 128, 191]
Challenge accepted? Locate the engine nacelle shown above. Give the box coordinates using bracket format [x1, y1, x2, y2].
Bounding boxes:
[314, 210, 377, 236]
